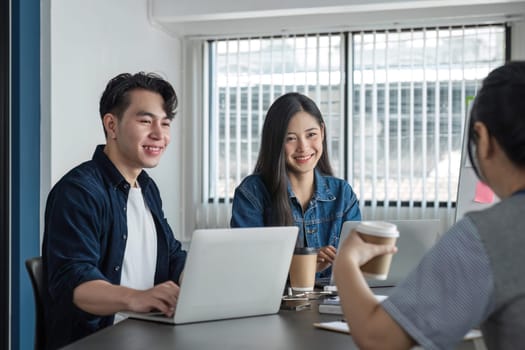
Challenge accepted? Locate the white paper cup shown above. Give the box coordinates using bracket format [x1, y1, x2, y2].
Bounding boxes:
[289, 247, 318, 291]
[357, 221, 399, 280]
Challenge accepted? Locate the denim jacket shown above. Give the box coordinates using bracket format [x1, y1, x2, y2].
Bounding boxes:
[42, 145, 187, 349]
[230, 170, 361, 277]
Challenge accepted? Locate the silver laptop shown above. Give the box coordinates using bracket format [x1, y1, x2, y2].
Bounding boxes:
[331, 219, 441, 287]
[125, 226, 298, 324]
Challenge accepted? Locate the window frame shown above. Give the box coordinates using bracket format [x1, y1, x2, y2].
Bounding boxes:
[179, 22, 511, 238]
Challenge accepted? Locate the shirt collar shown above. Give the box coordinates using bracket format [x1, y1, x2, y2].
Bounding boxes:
[92, 144, 152, 191]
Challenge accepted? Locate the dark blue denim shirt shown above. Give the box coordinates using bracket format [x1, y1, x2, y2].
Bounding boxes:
[42, 145, 187, 349]
[230, 170, 361, 278]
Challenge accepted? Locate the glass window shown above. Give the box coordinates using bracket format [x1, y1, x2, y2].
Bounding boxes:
[204, 25, 506, 207]
[351, 26, 505, 206]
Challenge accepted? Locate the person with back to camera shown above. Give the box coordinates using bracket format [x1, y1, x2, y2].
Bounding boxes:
[230, 92, 361, 279]
[333, 61, 525, 349]
[42, 72, 187, 349]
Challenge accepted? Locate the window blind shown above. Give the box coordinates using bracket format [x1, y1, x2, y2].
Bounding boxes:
[351, 26, 505, 220]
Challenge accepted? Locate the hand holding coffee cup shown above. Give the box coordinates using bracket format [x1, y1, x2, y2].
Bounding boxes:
[355, 221, 399, 280]
[289, 247, 318, 291]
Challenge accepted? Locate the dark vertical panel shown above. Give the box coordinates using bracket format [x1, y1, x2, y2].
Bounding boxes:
[505, 23, 512, 61]
[0, 0, 11, 348]
[11, 0, 41, 349]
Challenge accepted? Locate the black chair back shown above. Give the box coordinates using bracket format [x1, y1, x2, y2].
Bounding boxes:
[25, 256, 47, 350]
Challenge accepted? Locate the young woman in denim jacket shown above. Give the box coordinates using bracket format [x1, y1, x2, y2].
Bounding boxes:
[231, 92, 361, 278]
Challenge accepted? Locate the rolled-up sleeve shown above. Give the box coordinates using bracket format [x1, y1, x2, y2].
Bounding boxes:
[44, 178, 110, 302]
[44, 181, 111, 300]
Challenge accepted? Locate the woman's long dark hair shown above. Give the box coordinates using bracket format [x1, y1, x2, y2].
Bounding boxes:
[254, 92, 334, 226]
[467, 61, 525, 179]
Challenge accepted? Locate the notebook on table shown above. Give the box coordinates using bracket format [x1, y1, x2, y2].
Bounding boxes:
[329, 219, 442, 288]
[124, 226, 298, 324]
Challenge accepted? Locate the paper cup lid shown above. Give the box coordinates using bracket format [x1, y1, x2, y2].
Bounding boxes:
[357, 221, 399, 237]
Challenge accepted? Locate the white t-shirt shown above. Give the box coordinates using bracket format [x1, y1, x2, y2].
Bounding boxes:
[114, 186, 158, 323]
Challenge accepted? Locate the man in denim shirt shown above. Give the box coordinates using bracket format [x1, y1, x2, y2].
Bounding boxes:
[42, 72, 187, 349]
[231, 93, 361, 279]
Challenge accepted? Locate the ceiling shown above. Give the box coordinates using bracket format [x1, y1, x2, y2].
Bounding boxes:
[148, 0, 525, 37]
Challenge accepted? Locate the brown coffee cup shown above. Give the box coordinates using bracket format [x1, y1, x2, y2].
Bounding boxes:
[289, 247, 318, 291]
[357, 221, 399, 280]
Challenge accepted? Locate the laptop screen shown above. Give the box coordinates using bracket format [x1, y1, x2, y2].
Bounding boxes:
[329, 219, 441, 288]
[174, 226, 299, 324]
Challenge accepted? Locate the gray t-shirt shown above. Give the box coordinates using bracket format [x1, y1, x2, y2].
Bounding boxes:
[382, 217, 494, 350]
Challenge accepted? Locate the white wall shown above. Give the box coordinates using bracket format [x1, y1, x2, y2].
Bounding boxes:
[41, 0, 185, 240]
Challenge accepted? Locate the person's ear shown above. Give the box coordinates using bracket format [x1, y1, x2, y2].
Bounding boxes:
[103, 113, 118, 140]
[473, 121, 493, 160]
[320, 123, 325, 141]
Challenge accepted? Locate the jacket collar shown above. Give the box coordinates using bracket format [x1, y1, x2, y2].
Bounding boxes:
[287, 169, 336, 202]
